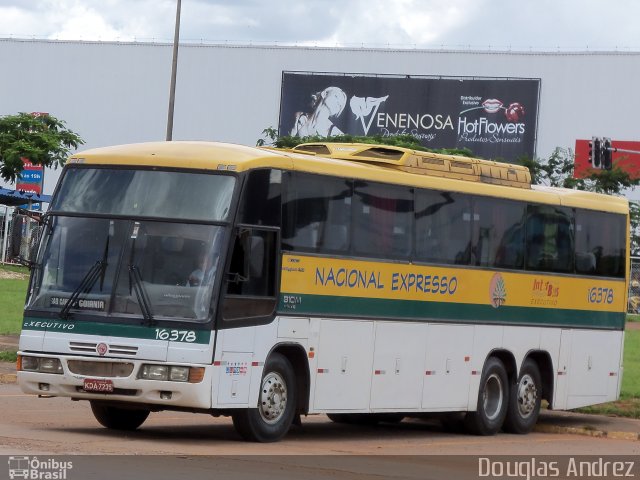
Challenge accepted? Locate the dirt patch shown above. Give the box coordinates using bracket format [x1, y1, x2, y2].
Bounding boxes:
[627, 321, 640, 331]
[0, 361, 16, 378]
[0, 335, 18, 353]
[0, 269, 28, 280]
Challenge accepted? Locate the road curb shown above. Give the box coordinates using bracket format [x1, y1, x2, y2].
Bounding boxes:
[534, 422, 640, 441]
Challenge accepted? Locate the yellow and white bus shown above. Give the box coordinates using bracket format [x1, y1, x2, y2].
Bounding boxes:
[17, 141, 628, 442]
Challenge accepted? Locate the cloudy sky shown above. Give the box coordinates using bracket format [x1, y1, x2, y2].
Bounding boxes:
[0, 0, 638, 50]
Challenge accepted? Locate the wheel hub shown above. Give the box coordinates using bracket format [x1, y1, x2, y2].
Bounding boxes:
[517, 374, 538, 417]
[482, 373, 504, 421]
[259, 372, 287, 424]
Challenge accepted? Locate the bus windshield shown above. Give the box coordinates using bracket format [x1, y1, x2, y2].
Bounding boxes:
[27, 168, 236, 322]
[50, 167, 235, 222]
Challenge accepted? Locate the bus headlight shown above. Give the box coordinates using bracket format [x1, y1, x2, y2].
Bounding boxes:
[139, 364, 202, 383]
[19, 356, 63, 374]
[169, 366, 189, 382]
[140, 364, 169, 381]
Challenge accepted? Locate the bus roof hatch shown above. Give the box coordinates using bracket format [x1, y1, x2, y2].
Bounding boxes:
[291, 143, 532, 189]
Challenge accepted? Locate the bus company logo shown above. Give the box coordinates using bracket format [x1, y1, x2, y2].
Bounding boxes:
[226, 362, 248, 376]
[530, 278, 560, 306]
[96, 343, 108, 356]
[8, 456, 73, 479]
[489, 273, 507, 308]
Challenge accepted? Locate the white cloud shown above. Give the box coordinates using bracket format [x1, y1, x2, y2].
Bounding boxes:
[49, 4, 128, 40]
[0, 0, 638, 49]
[0, 5, 47, 37]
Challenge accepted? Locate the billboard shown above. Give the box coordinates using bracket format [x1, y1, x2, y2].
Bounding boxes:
[574, 139, 640, 179]
[279, 72, 540, 162]
[16, 158, 44, 210]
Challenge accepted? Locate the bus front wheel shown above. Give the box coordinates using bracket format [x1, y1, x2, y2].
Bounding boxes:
[464, 357, 508, 435]
[232, 352, 297, 442]
[90, 402, 150, 431]
[502, 358, 542, 434]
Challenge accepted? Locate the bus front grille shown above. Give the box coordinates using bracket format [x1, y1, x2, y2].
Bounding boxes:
[69, 341, 138, 356]
[67, 360, 135, 377]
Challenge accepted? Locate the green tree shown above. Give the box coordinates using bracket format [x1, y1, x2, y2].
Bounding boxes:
[256, 128, 474, 157]
[630, 201, 640, 256]
[520, 146, 640, 195]
[0, 112, 84, 182]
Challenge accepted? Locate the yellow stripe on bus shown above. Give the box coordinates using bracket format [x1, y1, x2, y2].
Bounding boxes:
[281, 254, 624, 312]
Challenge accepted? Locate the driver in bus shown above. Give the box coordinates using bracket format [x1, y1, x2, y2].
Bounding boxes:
[188, 251, 208, 286]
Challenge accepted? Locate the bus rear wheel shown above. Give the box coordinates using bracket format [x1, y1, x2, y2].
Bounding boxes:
[503, 358, 542, 434]
[232, 353, 296, 442]
[464, 357, 508, 435]
[90, 402, 150, 431]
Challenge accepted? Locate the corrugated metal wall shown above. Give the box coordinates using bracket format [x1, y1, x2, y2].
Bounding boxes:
[1, 38, 639, 194]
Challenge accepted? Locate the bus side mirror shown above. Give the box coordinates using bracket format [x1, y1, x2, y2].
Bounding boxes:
[27, 225, 44, 269]
[248, 235, 264, 278]
[227, 228, 253, 283]
[227, 229, 268, 284]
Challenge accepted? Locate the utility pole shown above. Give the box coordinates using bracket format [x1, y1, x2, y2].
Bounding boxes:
[166, 0, 182, 141]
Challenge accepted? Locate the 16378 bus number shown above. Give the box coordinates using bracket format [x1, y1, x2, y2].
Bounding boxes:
[587, 287, 614, 304]
[155, 329, 197, 342]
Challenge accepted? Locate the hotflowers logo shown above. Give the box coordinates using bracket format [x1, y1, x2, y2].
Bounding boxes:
[8, 456, 73, 479]
[458, 97, 527, 145]
[476, 98, 526, 122]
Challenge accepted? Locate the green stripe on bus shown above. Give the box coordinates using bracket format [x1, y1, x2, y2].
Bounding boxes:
[21, 318, 212, 344]
[278, 294, 625, 330]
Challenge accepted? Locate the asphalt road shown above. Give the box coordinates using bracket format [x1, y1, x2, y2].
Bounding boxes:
[1, 382, 639, 479]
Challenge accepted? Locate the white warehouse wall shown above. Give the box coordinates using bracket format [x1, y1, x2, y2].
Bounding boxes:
[0, 38, 639, 195]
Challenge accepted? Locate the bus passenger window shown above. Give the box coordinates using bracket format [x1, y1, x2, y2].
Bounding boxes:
[238, 169, 282, 227]
[525, 205, 574, 273]
[415, 191, 471, 265]
[473, 197, 526, 269]
[352, 182, 412, 259]
[282, 173, 352, 253]
[575, 210, 625, 277]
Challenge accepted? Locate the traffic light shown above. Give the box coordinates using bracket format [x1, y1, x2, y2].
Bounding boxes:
[602, 137, 612, 170]
[590, 136, 602, 168]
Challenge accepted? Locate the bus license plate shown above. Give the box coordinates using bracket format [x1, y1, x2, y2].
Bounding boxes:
[83, 378, 114, 393]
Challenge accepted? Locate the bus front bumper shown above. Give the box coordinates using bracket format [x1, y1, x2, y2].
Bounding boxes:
[17, 352, 214, 410]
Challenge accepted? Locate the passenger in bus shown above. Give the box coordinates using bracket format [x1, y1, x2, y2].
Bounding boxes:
[188, 250, 209, 287]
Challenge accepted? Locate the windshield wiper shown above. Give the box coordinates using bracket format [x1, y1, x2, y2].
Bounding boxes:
[58, 224, 111, 320]
[59, 260, 105, 320]
[129, 265, 155, 325]
[127, 222, 155, 325]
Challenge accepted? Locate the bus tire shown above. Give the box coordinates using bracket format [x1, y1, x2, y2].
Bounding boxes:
[232, 352, 296, 442]
[464, 357, 508, 435]
[502, 358, 542, 434]
[90, 402, 149, 431]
